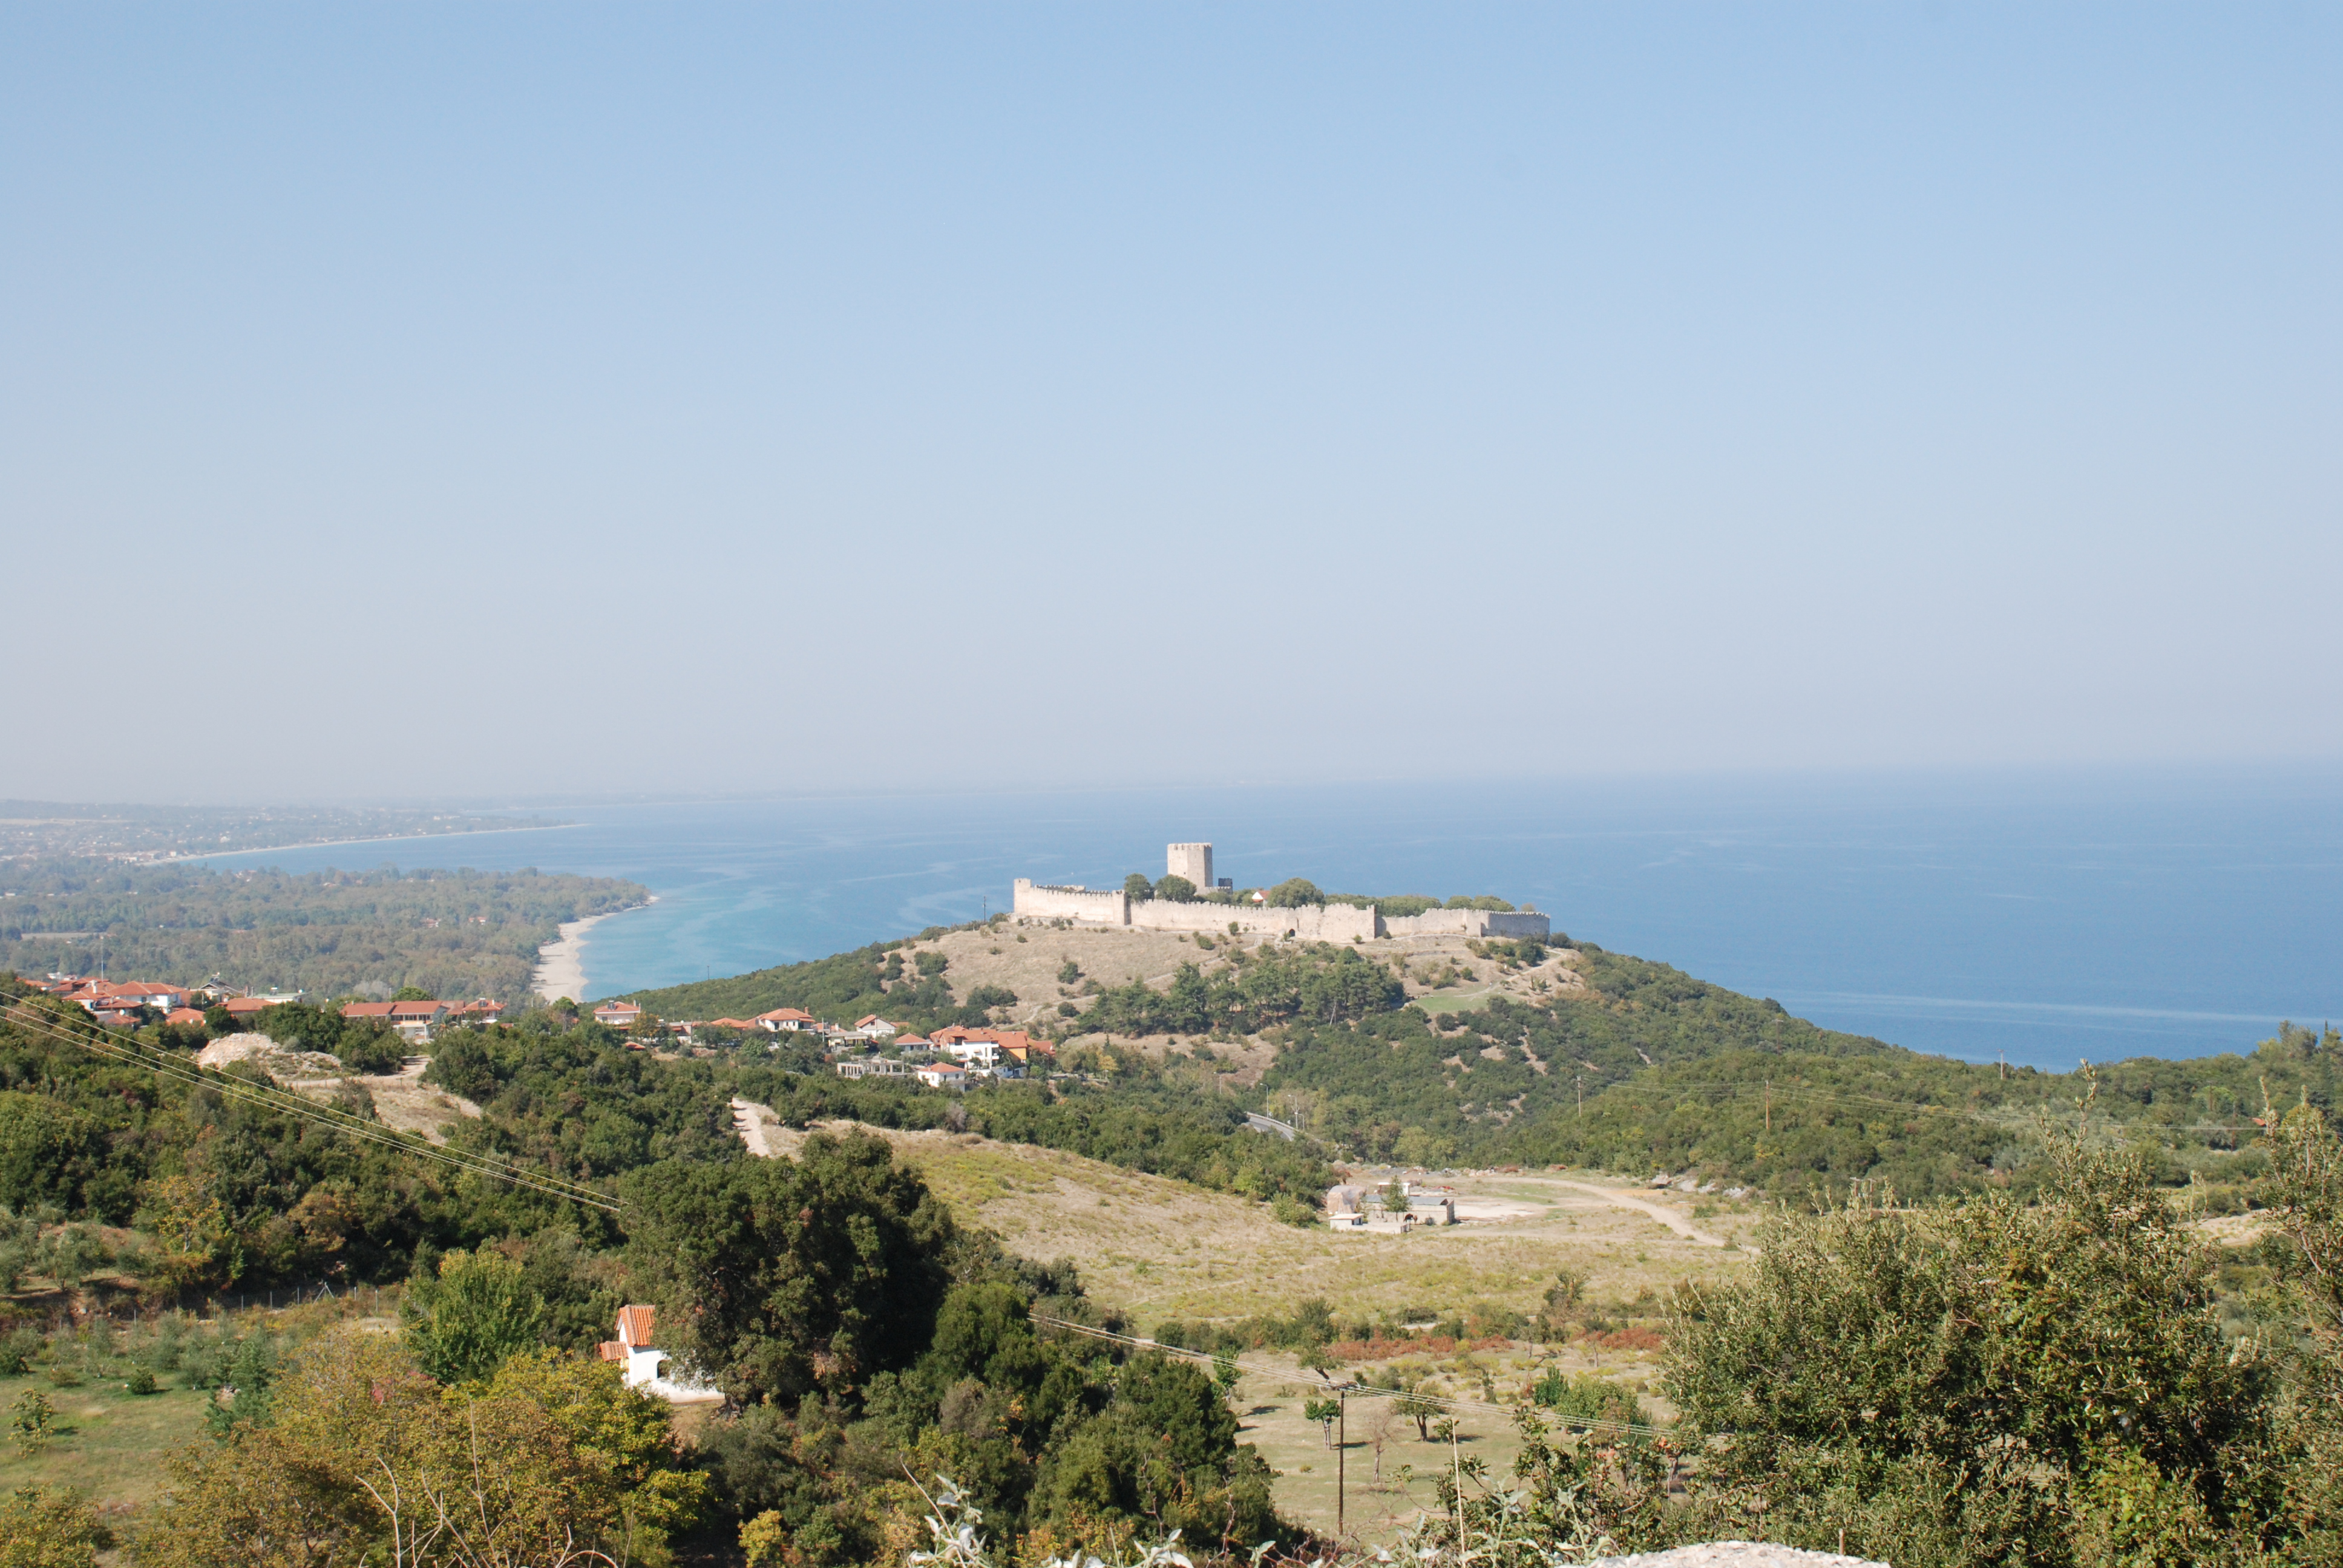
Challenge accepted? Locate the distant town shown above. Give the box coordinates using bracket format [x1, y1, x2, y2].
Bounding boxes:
[19, 970, 1054, 1092]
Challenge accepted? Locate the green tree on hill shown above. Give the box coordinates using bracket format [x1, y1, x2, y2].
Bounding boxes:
[620, 1131, 954, 1406]
[1123, 873, 1155, 900]
[1266, 878, 1324, 907]
[1154, 874, 1197, 903]
[401, 1248, 549, 1385]
[1662, 1129, 2284, 1563]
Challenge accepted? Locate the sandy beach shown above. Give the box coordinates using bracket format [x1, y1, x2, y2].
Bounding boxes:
[531, 898, 653, 1002]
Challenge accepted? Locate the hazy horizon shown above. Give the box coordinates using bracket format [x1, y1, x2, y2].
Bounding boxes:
[5, 4, 2338, 802]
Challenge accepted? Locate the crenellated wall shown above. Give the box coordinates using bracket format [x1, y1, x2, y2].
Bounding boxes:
[1011, 880, 1129, 923]
[1123, 899, 1379, 942]
[1012, 878, 1548, 942]
[1381, 909, 1552, 940]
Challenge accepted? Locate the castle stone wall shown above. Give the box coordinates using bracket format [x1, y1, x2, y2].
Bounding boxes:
[1381, 909, 1552, 940]
[1012, 877, 1548, 943]
[1122, 899, 1378, 942]
[1012, 880, 1129, 924]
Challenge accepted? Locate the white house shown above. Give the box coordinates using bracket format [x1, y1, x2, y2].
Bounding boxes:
[597, 1305, 719, 1404]
[946, 1039, 1004, 1068]
[914, 1063, 968, 1090]
[598, 1304, 664, 1390]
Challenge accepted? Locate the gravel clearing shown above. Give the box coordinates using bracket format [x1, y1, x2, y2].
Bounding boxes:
[1584, 1546, 1890, 1568]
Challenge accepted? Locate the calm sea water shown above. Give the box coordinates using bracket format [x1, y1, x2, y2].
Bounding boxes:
[195, 768, 2343, 1073]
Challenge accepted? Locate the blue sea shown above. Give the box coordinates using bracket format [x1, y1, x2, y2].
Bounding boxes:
[194, 768, 2343, 1073]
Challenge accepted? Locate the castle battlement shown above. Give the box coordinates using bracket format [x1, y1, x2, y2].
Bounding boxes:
[1010, 844, 1549, 942]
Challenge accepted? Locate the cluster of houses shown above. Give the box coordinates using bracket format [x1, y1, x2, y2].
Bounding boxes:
[20, 972, 1055, 1093]
[26, 973, 303, 1030]
[18, 974, 503, 1043]
[1323, 1179, 1457, 1230]
[582, 999, 1055, 1089]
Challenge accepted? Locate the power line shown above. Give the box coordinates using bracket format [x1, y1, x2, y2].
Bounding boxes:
[0, 996, 621, 1212]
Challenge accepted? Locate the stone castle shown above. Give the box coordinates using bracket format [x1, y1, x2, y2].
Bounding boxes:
[1011, 843, 1552, 942]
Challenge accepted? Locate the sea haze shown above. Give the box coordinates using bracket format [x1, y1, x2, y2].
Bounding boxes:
[194, 768, 2343, 1074]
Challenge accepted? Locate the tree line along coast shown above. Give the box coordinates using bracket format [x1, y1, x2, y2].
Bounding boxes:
[0, 831, 2338, 1563]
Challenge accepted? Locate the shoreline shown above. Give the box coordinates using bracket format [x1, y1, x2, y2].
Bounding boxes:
[532, 898, 656, 1003]
[167, 822, 580, 866]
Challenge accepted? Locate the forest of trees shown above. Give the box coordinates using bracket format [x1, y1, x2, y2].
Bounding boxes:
[1253, 955, 2338, 1203]
[0, 860, 646, 1002]
[0, 800, 559, 863]
[5, 920, 2343, 1564]
[615, 920, 2341, 1209]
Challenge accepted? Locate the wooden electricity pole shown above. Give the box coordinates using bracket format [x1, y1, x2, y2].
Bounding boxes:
[1450, 1422, 1465, 1558]
[1336, 1389, 1347, 1538]
[1764, 1080, 1771, 1134]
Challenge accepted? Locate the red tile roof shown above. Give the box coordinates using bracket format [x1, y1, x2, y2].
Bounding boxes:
[615, 1305, 655, 1348]
[163, 1008, 207, 1027]
[341, 1002, 398, 1019]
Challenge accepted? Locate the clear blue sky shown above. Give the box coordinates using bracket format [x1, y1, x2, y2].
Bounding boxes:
[4, 4, 2336, 801]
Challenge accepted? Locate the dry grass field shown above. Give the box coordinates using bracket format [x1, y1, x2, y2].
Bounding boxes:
[742, 1114, 1757, 1331]
[739, 1111, 1761, 1541]
[900, 919, 1588, 1045]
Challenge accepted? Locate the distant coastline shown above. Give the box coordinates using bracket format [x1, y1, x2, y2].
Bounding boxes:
[177, 822, 580, 866]
[532, 898, 655, 1003]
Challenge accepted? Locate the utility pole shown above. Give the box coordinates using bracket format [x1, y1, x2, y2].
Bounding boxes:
[1764, 1080, 1771, 1134]
[1576, 1074, 1583, 1120]
[1450, 1420, 1465, 1559]
[1336, 1388, 1346, 1538]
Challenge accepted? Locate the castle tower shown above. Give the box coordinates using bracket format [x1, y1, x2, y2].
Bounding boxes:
[1165, 842, 1213, 890]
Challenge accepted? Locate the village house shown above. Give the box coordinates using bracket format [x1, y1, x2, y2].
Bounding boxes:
[913, 1062, 967, 1090]
[753, 1007, 817, 1033]
[56, 979, 193, 1024]
[592, 1001, 643, 1030]
[594, 1305, 718, 1403]
[946, 1037, 1004, 1069]
[221, 993, 300, 1022]
[598, 1304, 664, 1388]
[79, 980, 190, 1013]
[163, 1007, 208, 1028]
[338, 997, 500, 1044]
[834, 1057, 909, 1079]
[342, 999, 453, 1042]
[853, 1014, 899, 1037]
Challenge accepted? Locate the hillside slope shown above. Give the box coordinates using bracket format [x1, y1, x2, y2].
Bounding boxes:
[646, 913, 2338, 1204]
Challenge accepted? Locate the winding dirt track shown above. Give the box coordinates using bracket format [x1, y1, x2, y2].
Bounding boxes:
[1538, 1178, 1732, 1247]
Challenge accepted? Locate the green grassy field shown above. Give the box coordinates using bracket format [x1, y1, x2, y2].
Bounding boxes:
[0, 1367, 211, 1520]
